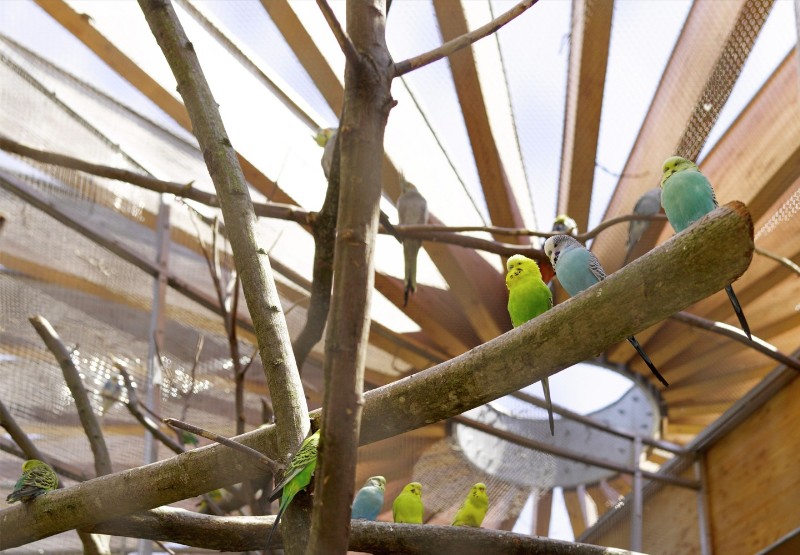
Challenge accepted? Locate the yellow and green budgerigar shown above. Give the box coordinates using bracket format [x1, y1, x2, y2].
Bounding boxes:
[451, 482, 489, 527]
[6, 459, 58, 503]
[392, 481, 424, 524]
[506, 254, 555, 435]
[265, 429, 321, 549]
[660, 156, 751, 339]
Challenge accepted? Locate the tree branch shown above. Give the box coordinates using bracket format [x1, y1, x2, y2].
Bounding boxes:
[0, 202, 753, 549]
[87, 508, 636, 554]
[316, 0, 360, 66]
[394, 0, 538, 76]
[670, 311, 800, 373]
[137, 0, 309, 481]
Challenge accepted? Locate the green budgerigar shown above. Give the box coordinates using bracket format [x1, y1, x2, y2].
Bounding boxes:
[266, 429, 321, 549]
[392, 481, 424, 524]
[451, 482, 489, 527]
[6, 459, 58, 503]
[660, 156, 751, 339]
[506, 255, 555, 435]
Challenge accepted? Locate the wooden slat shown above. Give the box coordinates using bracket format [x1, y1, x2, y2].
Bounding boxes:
[432, 0, 527, 243]
[592, 0, 754, 271]
[563, 489, 588, 537]
[534, 489, 552, 536]
[557, 0, 614, 232]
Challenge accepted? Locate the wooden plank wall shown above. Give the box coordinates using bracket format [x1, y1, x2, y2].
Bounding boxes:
[587, 373, 800, 553]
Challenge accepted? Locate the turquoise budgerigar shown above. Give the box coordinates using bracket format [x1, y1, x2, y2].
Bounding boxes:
[506, 255, 555, 435]
[552, 214, 578, 236]
[392, 481, 424, 524]
[544, 235, 669, 387]
[397, 177, 428, 307]
[660, 156, 752, 339]
[266, 429, 321, 549]
[624, 188, 662, 265]
[6, 459, 58, 503]
[351, 475, 386, 520]
[451, 482, 489, 527]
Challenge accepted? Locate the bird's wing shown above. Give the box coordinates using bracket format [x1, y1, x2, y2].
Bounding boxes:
[588, 252, 607, 281]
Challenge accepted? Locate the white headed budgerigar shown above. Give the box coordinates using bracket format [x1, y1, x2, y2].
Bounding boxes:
[351, 475, 386, 520]
[544, 234, 669, 387]
[266, 429, 321, 549]
[623, 187, 662, 265]
[660, 156, 751, 339]
[506, 255, 555, 435]
[397, 177, 428, 307]
[6, 459, 58, 503]
[392, 481, 424, 524]
[552, 214, 578, 236]
[451, 482, 489, 527]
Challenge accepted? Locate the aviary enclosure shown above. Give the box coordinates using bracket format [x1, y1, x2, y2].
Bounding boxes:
[0, 1, 798, 554]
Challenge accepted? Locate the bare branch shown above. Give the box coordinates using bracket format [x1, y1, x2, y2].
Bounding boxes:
[316, 0, 360, 65]
[164, 418, 279, 474]
[30, 315, 113, 477]
[394, 0, 538, 76]
[670, 311, 800, 373]
[755, 245, 800, 276]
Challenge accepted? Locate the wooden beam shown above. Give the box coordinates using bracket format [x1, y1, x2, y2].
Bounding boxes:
[592, 0, 762, 272]
[563, 489, 588, 537]
[534, 490, 552, 536]
[432, 0, 528, 244]
[557, 0, 614, 232]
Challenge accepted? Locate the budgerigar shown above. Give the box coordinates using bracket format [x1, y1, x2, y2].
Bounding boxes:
[544, 235, 669, 387]
[624, 188, 662, 265]
[315, 127, 337, 180]
[552, 214, 578, 236]
[506, 255, 555, 435]
[392, 481, 424, 524]
[351, 475, 386, 520]
[101, 375, 122, 414]
[266, 429, 321, 549]
[397, 177, 428, 307]
[660, 156, 752, 339]
[6, 459, 58, 503]
[451, 482, 489, 527]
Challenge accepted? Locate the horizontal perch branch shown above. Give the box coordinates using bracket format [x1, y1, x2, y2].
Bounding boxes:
[87, 508, 639, 554]
[0, 202, 753, 548]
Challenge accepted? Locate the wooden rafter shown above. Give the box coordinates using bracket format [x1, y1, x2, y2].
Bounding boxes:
[432, 0, 528, 244]
[557, 0, 614, 233]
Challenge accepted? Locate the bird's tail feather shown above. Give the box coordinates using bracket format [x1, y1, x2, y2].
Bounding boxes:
[265, 503, 286, 551]
[541, 377, 555, 436]
[725, 285, 752, 340]
[627, 336, 669, 387]
[403, 241, 420, 307]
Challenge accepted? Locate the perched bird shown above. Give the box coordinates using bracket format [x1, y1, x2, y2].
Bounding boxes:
[266, 429, 321, 549]
[660, 156, 752, 339]
[392, 481, 424, 524]
[101, 375, 122, 414]
[397, 177, 428, 307]
[197, 488, 223, 514]
[6, 459, 58, 503]
[544, 234, 669, 387]
[623, 188, 662, 265]
[351, 475, 386, 520]
[452, 482, 489, 527]
[552, 214, 579, 236]
[506, 255, 555, 435]
[315, 127, 338, 180]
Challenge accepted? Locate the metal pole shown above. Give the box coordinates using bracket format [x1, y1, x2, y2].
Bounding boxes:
[695, 456, 713, 555]
[138, 196, 171, 555]
[630, 436, 644, 552]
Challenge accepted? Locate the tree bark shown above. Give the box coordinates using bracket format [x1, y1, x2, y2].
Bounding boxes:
[0, 202, 753, 549]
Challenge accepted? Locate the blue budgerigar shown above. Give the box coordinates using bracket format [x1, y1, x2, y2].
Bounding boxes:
[544, 234, 669, 387]
[660, 156, 751, 339]
[351, 475, 386, 520]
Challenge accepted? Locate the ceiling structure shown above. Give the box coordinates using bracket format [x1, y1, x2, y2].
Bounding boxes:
[1, 0, 799, 544]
